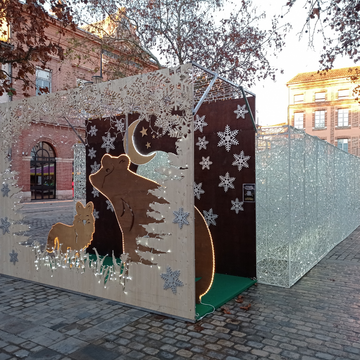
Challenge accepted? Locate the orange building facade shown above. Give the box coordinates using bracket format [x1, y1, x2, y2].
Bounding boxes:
[2, 15, 155, 202]
[287, 67, 360, 155]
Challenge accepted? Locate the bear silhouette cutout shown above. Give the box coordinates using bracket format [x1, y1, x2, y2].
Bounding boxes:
[90, 153, 215, 303]
[46, 201, 95, 253]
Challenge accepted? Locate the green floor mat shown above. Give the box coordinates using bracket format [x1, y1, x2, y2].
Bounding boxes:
[196, 273, 256, 320]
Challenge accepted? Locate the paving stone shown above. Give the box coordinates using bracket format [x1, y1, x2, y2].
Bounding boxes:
[69, 344, 119, 360]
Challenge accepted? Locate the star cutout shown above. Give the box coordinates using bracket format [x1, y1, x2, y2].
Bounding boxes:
[152, 135, 156, 139]
[115, 119, 125, 132]
[88, 125, 98, 137]
[91, 187, 99, 198]
[196, 136, 209, 151]
[1, 183, 10, 197]
[199, 156, 212, 170]
[101, 132, 116, 153]
[0, 217, 11, 235]
[140, 127, 148, 137]
[194, 114, 208, 133]
[234, 104, 249, 119]
[9, 250, 18, 265]
[93, 209, 99, 220]
[161, 266, 184, 294]
[231, 198, 244, 214]
[219, 172, 235, 192]
[232, 151, 250, 171]
[203, 208, 218, 227]
[106, 199, 114, 212]
[146, 142, 151, 149]
[173, 208, 190, 229]
[90, 161, 100, 174]
[194, 182, 205, 200]
[88, 147, 96, 160]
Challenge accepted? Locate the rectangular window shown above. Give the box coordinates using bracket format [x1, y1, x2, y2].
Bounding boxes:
[338, 89, 349, 99]
[337, 139, 348, 152]
[315, 92, 326, 101]
[36, 69, 51, 95]
[314, 110, 325, 128]
[294, 113, 304, 129]
[337, 109, 349, 127]
[294, 94, 304, 103]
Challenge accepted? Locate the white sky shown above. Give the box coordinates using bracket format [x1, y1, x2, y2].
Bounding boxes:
[232, 1, 356, 126]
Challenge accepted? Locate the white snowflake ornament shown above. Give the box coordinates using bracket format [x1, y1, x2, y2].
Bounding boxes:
[196, 136, 209, 150]
[203, 208, 218, 226]
[173, 208, 190, 229]
[194, 114, 208, 133]
[232, 151, 250, 171]
[101, 132, 116, 153]
[90, 161, 100, 174]
[161, 266, 184, 294]
[194, 182, 205, 200]
[234, 104, 248, 119]
[93, 209, 99, 220]
[91, 188, 99, 198]
[88, 147, 97, 159]
[106, 199, 114, 212]
[217, 125, 239, 152]
[88, 125, 98, 137]
[199, 156, 212, 170]
[231, 198, 244, 214]
[218, 172, 235, 192]
[1, 183, 10, 197]
[115, 119, 125, 132]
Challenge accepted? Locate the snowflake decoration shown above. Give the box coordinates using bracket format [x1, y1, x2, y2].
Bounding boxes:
[173, 208, 190, 229]
[196, 136, 209, 151]
[232, 151, 250, 171]
[88, 147, 97, 159]
[231, 198, 244, 214]
[0, 217, 11, 235]
[219, 172, 235, 192]
[91, 187, 99, 198]
[194, 182, 205, 200]
[90, 161, 100, 174]
[199, 156, 212, 170]
[106, 199, 114, 212]
[1, 183, 10, 197]
[234, 104, 248, 119]
[217, 125, 239, 152]
[194, 114, 208, 133]
[9, 250, 18, 265]
[101, 132, 116, 153]
[161, 266, 184, 294]
[93, 209, 99, 220]
[115, 119, 125, 132]
[88, 125, 98, 137]
[203, 208, 218, 227]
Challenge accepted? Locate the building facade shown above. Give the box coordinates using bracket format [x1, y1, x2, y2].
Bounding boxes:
[2, 14, 155, 202]
[287, 67, 360, 155]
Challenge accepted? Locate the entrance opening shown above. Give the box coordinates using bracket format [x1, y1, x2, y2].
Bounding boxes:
[30, 142, 56, 200]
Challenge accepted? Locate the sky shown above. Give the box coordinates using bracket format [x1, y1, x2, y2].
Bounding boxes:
[230, 1, 357, 126]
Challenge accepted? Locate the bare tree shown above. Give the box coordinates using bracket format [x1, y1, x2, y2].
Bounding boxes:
[79, 0, 290, 87]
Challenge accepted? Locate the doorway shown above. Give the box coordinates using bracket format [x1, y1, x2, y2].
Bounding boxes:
[30, 142, 56, 200]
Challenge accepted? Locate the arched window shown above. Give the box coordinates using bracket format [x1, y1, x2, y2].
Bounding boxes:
[30, 142, 56, 200]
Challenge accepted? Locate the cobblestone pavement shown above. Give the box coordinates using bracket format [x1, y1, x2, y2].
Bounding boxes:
[1, 201, 360, 360]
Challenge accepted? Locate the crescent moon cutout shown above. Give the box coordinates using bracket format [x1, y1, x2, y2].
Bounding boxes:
[123, 120, 156, 165]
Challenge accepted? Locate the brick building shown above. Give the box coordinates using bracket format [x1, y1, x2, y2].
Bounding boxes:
[287, 67, 360, 155]
[2, 13, 155, 201]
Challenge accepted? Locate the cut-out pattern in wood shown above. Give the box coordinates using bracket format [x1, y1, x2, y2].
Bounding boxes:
[46, 202, 95, 252]
[89, 154, 168, 265]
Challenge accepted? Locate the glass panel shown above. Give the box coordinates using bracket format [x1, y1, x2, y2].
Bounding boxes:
[337, 109, 349, 126]
[314, 110, 325, 128]
[294, 113, 304, 129]
[338, 89, 349, 98]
